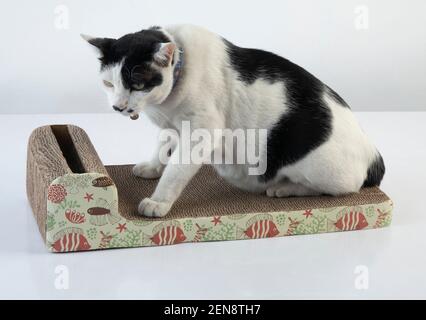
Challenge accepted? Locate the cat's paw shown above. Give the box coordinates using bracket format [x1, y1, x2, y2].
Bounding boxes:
[266, 184, 320, 197]
[138, 198, 172, 217]
[132, 162, 164, 179]
[266, 184, 294, 198]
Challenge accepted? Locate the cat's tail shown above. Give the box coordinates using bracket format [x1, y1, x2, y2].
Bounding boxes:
[363, 152, 385, 187]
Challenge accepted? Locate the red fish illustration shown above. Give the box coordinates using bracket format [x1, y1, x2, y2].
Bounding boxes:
[334, 211, 368, 231]
[92, 176, 114, 188]
[51, 227, 91, 252]
[239, 214, 279, 239]
[65, 209, 85, 224]
[147, 221, 187, 246]
[87, 198, 120, 226]
[87, 207, 110, 215]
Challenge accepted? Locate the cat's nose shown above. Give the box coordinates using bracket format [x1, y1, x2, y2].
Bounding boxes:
[112, 105, 125, 112]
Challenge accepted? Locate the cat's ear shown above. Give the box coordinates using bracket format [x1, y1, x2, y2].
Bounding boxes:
[153, 42, 176, 67]
[81, 34, 115, 57]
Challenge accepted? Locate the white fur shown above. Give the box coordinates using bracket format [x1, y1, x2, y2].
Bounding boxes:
[102, 60, 130, 111]
[91, 25, 379, 217]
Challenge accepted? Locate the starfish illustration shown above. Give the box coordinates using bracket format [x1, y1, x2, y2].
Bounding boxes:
[84, 193, 94, 202]
[116, 223, 127, 233]
[211, 216, 222, 226]
[303, 209, 313, 219]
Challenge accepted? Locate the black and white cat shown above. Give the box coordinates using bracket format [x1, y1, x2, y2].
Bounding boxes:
[82, 24, 385, 217]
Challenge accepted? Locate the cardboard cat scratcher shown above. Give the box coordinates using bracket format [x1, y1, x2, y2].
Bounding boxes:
[26, 125, 393, 252]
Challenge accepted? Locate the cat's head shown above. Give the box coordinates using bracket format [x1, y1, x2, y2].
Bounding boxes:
[82, 27, 178, 117]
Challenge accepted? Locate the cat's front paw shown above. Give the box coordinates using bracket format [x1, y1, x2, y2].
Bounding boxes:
[138, 198, 172, 217]
[132, 162, 164, 179]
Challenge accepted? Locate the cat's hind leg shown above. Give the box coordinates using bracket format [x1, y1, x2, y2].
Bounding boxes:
[266, 181, 320, 198]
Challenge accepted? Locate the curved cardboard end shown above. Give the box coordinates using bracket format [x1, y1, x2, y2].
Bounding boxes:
[26, 124, 109, 242]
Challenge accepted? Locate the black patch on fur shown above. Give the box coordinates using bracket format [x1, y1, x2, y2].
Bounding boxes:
[224, 40, 334, 182]
[95, 29, 170, 91]
[363, 153, 385, 187]
[262, 104, 332, 182]
[88, 37, 115, 55]
[121, 63, 163, 92]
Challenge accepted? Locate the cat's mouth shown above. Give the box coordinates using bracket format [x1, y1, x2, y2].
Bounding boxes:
[112, 102, 142, 119]
[114, 106, 139, 117]
[127, 108, 140, 120]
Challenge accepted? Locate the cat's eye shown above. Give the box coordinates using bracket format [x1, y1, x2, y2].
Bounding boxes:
[103, 80, 114, 88]
[132, 83, 145, 90]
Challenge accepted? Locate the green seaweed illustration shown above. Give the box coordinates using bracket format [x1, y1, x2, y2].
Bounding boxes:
[183, 220, 193, 232]
[202, 223, 237, 241]
[365, 206, 375, 218]
[294, 215, 327, 235]
[108, 230, 143, 248]
[46, 213, 56, 231]
[54, 198, 81, 214]
[87, 228, 97, 240]
[276, 214, 287, 226]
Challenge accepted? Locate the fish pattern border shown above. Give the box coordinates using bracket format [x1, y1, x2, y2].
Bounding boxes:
[45, 173, 394, 252]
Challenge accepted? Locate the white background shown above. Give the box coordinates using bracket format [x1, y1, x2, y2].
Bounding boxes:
[0, 0, 426, 300]
[0, 0, 426, 114]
